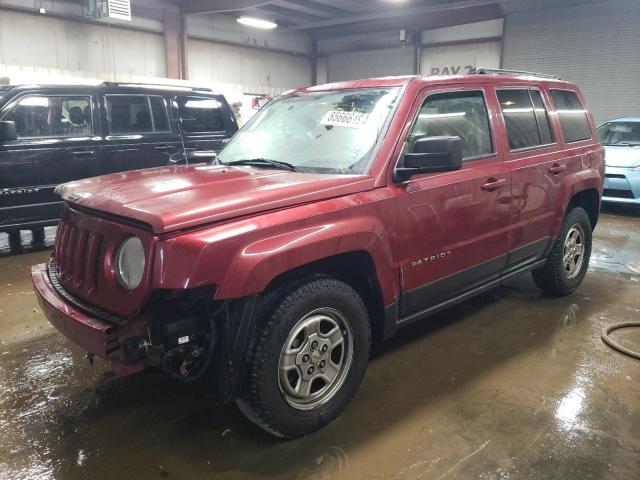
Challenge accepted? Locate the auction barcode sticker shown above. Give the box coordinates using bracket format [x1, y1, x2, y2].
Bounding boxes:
[321, 110, 369, 128]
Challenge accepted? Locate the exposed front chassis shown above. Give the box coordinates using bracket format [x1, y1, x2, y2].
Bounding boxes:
[32, 261, 259, 402]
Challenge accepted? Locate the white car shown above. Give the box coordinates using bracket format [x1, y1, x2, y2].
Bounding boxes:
[598, 117, 640, 205]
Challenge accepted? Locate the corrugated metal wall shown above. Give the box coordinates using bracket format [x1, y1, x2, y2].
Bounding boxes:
[502, 0, 640, 124]
[327, 47, 415, 82]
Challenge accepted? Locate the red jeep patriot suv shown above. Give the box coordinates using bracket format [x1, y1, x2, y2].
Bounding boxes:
[32, 70, 604, 438]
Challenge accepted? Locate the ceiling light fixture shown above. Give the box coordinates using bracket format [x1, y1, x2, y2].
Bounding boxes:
[237, 16, 277, 30]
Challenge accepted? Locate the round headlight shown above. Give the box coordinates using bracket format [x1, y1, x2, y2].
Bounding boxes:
[115, 236, 145, 290]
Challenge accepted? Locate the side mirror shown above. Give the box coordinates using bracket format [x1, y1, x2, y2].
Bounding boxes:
[393, 136, 462, 182]
[0, 121, 17, 143]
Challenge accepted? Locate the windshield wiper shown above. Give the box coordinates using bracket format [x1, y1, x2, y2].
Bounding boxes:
[223, 158, 296, 171]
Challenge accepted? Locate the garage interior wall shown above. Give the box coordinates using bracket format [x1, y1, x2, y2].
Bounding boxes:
[327, 47, 415, 83]
[502, 0, 640, 124]
[0, 10, 166, 79]
[324, 19, 503, 83]
[0, 9, 312, 103]
[420, 19, 503, 76]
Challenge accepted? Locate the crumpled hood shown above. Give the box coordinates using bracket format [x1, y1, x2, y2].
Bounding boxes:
[56, 165, 374, 233]
[604, 145, 640, 168]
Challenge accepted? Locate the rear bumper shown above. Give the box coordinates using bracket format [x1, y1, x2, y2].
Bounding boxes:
[32, 262, 142, 374]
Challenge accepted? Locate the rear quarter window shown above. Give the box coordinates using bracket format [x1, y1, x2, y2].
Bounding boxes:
[550, 90, 591, 143]
[177, 96, 225, 134]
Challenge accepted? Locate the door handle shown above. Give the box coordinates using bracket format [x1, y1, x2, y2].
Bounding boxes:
[71, 150, 95, 157]
[548, 163, 567, 174]
[481, 178, 507, 191]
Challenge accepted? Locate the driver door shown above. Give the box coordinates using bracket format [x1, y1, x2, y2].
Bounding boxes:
[394, 85, 513, 320]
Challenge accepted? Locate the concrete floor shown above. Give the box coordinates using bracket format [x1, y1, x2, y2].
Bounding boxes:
[0, 207, 639, 480]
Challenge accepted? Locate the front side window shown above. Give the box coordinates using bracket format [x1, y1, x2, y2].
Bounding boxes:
[597, 121, 640, 146]
[497, 89, 553, 150]
[177, 96, 225, 133]
[217, 87, 400, 174]
[408, 90, 493, 159]
[2, 95, 92, 139]
[106, 95, 169, 134]
[550, 90, 591, 143]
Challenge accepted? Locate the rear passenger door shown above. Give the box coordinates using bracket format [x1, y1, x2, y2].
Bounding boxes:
[101, 94, 182, 174]
[174, 95, 234, 155]
[494, 87, 562, 272]
[496, 87, 596, 273]
[395, 86, 513, 319]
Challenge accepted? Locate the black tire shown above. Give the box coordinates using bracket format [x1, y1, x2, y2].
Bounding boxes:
[532, 206, 592, 296]
[8, 230, 22, 252]
[31, 227, 46, 246]
[237, 276, 371, 439]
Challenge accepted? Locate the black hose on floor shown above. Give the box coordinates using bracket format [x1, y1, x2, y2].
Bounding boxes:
[601, 322, 640, 360]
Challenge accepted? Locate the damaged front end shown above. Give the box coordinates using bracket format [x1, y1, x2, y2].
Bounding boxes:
[33, 259, 259, 403]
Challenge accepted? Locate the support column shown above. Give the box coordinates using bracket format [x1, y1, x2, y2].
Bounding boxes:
[163, 10, 181, 79]
[310, 34, 318, 86]
[180, 8, 189, 80]
[414, 31, 422, 75]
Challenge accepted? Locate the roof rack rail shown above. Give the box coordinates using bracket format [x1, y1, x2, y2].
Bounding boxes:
[469, 68, 562, 80]
[100, 81, 213, 92]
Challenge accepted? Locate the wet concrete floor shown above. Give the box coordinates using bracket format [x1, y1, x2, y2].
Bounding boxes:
[0, 206, 639, 479]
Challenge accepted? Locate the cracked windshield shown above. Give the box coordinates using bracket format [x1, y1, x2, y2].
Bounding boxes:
[217, 87, 400, 174]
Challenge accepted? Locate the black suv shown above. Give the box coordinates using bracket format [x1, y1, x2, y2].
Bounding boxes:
[0, 82, 238, 241]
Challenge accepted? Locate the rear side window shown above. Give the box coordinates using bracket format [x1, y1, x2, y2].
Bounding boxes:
[408, 90, 493, 159]
[550, 90, 591, 143]
[2, 95, 92, 138]
[497, 89, 553, 150]
[106, 95, 170, 134]
[530, 91, 553, 145]
[177, 97, 225, 133]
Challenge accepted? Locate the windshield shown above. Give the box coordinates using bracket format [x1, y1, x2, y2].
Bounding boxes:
[597, 121, 640, 146]
[217, 87, 400, 174]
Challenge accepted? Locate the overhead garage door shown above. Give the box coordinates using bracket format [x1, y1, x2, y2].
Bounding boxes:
[327, 47, 415, 82]
[502, 0, 640, 124]
[421, 41, 501, 76]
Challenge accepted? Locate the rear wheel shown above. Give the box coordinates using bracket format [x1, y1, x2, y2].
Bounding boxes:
[237, 277, 370, 438]
[533, 206, 592, 296]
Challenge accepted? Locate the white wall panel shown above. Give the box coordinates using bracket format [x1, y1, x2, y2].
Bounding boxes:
[327, 47, 414, 82]
[0, 10, 312, 105]
[502, 0, 640, 123]
[188, 39, 310, 96]
[0, 11, 165, 78]
[421, 19, 503, 44]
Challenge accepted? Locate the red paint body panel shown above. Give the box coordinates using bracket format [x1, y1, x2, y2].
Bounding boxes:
[36, 74, 604, 367]
[56, 166, 376, 234]
[153, 187, 400, 304]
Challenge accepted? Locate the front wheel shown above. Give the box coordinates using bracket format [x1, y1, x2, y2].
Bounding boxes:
[533, 206, 593, 296]
[237, 277, 371, 438]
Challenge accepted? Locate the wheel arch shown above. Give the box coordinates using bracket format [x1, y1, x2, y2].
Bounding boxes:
[261, 251, 387, 345]
[567, 187, 600, 229]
